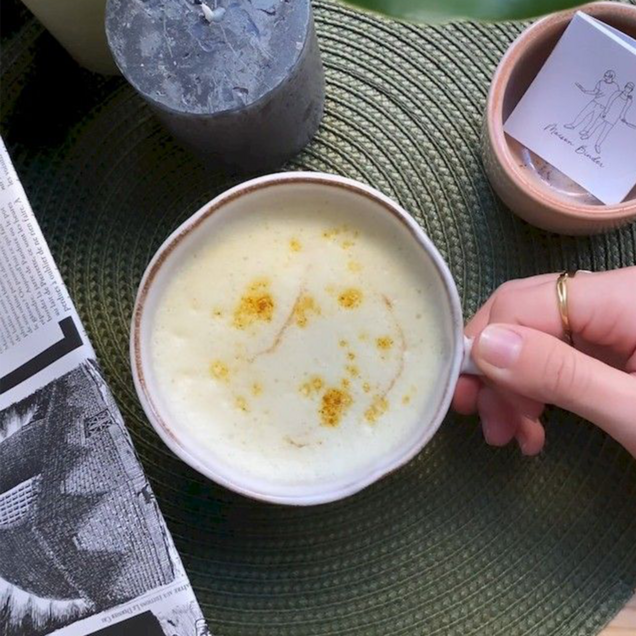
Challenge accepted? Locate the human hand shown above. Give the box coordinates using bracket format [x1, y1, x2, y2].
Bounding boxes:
[453, 268, 636, 458]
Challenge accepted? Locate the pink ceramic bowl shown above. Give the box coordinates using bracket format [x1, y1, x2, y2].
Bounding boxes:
[483, 1, 636, 235]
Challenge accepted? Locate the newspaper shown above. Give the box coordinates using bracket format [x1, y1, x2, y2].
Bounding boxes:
[0, 138, 210, 636]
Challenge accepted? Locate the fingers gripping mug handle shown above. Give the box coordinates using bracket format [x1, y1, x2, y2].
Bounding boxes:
[461, 336, 482, 376]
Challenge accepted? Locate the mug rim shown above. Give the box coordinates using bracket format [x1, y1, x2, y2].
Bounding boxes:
[130, 172, 465, 505]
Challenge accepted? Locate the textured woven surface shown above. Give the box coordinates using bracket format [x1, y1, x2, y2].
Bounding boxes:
[2, 1, 636, 634]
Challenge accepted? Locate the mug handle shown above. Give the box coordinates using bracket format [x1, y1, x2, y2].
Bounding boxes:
[461, 336, 483, 376]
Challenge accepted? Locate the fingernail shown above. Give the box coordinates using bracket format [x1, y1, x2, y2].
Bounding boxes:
[479, 326, 523, 369]
[481, 417, 495, 445]
[517, 430, 531, 455]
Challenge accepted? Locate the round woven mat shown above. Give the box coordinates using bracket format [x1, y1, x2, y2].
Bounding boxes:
[2, 2, 636, 634]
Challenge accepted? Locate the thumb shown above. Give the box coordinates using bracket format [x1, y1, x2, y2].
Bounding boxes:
[472, 324, 636, 456]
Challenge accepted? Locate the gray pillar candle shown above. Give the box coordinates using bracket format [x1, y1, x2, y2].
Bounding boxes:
[105, 0, 325, 172]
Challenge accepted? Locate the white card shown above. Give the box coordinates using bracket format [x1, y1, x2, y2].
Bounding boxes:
[504, 12, 636, 205]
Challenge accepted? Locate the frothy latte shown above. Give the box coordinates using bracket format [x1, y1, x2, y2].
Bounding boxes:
[151, 200, 452, 490]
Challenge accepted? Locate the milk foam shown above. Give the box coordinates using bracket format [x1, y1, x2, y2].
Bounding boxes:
[151, 203, 451, 488]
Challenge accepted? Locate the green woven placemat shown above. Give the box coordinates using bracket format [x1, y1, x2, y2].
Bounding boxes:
[2, 1, 636, 634]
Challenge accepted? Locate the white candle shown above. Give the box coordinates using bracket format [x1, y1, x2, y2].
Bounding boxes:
[21, 0, 118, 75]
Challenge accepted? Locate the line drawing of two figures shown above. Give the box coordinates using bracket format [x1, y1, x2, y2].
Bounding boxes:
[564, 69, 635, 153]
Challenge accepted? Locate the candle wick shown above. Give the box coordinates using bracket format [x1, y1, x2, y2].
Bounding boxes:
[201, 3, 225, 23]
[201, 4, 213, 21]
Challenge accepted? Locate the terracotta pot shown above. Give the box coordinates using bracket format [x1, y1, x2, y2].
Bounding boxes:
[483, 2, 636, 235]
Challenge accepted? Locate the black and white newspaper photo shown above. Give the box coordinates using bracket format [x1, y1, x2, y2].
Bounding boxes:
[0, 138, 210, 636]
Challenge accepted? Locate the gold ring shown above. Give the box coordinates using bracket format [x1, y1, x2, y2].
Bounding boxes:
[556, 271, 577, 345]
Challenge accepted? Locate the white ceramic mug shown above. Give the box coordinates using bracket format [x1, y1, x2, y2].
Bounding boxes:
[131, 173, 479, 505]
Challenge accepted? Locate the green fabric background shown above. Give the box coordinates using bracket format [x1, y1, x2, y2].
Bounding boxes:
[1, 1, 635, 634]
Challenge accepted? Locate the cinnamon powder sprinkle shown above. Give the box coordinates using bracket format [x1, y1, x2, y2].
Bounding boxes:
[210, 360, 229, 382]
[376, 336, 394, 351]
[338, 288, 363, 309]
[233, 279, 275, 328]
[235, 396, 250, 412]
[319, 387, 353, 427]
[251, 382, 263, 396]
[346, 364, 360, 378]
[293, 294, 321, 327]
[300, 375, 325, 397]
[365, 396, 389, 423]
